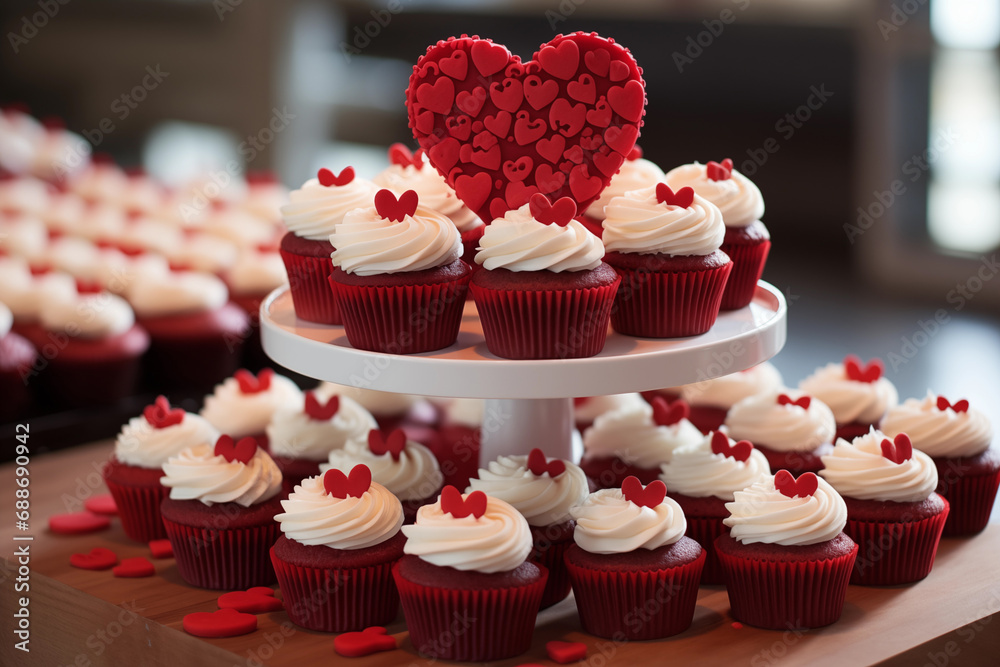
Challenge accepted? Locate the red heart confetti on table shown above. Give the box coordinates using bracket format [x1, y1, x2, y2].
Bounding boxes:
[334, 626, 398, 658]
[775, 470, 819, 498]
[527, 193, 577, 226]
[881, 433, 913, 464]
[235, 368, 274, 394]
[218, 587, 284, 614]
[317, 166, 355, 187]
[70, 547, 118, 570]
[655, 183, 694, 209]
[143, 395, 185, 429]
[706, 158, 733, 181]
[214, 435, 258, 465]
[651, 397, 689, 427]
[621, 476, 666, 508]
[149, 539, 174, 559]
[183, 608, 258, 638]
[368, 429, 407, 461]
[49, 512, 111, 535]
[388, 143, 425, 169]
[374, 188, 419, 222]
[83, 494, 118, 516]
[112, 556, 155, 578]
[407, 32, 645, 223]
[526, 448, 566, 477]
[324, 464, 372, 499]
[547, 640, 588, 664]
[710, 431, 754, 463]
[843, 355, 883, 383]
[936, 396, 969, 413]
[304, 391, 340, 421]
[440, 485, 488, 519]
[777, 394, 812, 410]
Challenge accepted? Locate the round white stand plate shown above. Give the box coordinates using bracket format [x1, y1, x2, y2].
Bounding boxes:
[261, 282, 786, 462]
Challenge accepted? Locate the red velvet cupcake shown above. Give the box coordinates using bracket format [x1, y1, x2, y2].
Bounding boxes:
[0, 303, 36, 421]
[0, 258, 76, 339]
[566, 477, 705, 640]
[200, 368, 302, 451]
[394, 487, 546, 661]
[470, 196, 619, 359]
[223, 246, 288, 367]
[271, 466, 406, 631]
[427, 397, 483, 490]
[679, 361, 783, 434]
[799, 356, 899, 443]
[104, 396, 220, 542]
[160, 435, 283, 589]
[279, 166, 377, 324]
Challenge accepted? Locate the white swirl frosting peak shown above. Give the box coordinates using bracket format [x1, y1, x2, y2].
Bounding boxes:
[881, 393, 993, 458]
[475, 203, 604, 272]
[680, 362, 783, 409]
[585, 157, 665, 221]
[724, 475, 848, 546]
[799, 362, 898, 424]
[322, 438, 443, 501]
[724, 390, 836, 452]
[161, 443, 282, 507]
[280, 175, 379, 241]
[583, 401, 703, 468]
[664, 162, 765, 227]
[660, 433, 771, 501]
[201, 373, 303, 438]
[570, 487, 687, 554]
[602, 186, 725, 256]
[39, 291, 135, 339]
[267, 395, 377, 462]
[820, 429, 939, 502]
[466, 454, 589, 527]
[115, 411, 220, 469]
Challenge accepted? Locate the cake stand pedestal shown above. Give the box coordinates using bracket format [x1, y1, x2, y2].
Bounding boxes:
[260, 281, 787, 464]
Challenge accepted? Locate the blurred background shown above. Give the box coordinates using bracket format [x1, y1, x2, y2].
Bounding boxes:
[1, 0, 998, 452]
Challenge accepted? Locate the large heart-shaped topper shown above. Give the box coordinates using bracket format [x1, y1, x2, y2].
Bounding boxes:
[234, 368, 273, 394]
[440, 485, 488, 519]
[214, 435, 258, 465]
[528, 193, 576, 226]
[407, 32, 646, 223]
[651, 397, 689, 426]
[621, 476, 666, 508]
[843, 355, 883, 383]
[304, 391, 340, 421]
[936, 396, 969, 413]
[143, 395, 185, 429]
[881, 433, 913, 464]
[526, 448, 566, 478]
[374, 188, 419, 222]
[710, 431, 754, 463]
[777, 393, 812, 410]
[324, 464, 372, 499]
[368, 429, 407, 461]
[774, 470, 819, 498]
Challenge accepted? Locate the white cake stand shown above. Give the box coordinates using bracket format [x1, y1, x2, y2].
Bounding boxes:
[260, 282, 787, 464]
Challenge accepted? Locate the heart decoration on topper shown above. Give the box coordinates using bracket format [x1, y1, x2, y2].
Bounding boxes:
[440, 485, 488, 519]
[936, 396, 969, 413]
[706, 158, 733, 181]
[621, 476, 666, 508]
[526, 447, 566, 477]
[881, 433, 913, 464]
[651, 397, 689, 427]
[710, 431, 754, 463]
[388, 143, 425, 170]
[324, 464, 372, 499]
[844, 355, 883, 383]
[304, 391, 340, 421]
[774, 470, 818, 498]
[235, 368, 274, 394]
[368, 429, 407, 461]
[528, 193, 576, 226]
[214, 435, 258, 465]
[374, 189, 419, 222]
[655, 183, 694, 209]
[406, 32, 646, 224]
[143, 395, 185, 429]
[777, 393, 812, 410]
[317, 166, 355, 187]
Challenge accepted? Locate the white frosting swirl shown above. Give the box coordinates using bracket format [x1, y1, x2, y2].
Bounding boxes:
[242, 182, 289, 221]
[45, 237, 102, 281]
[799, 362, 899, 424]
[118, 218, 184, 255]
[330, 205, 461, 276]
[275, 475, 403, 550]
[0, 217, 47, 260]
[96, 251, 170, 295]
[127, 271, 229, 318]
[602, 186, 725, 256]
[583, 401, 703, 468]
[161, 443, 282, 507]
[475, 203, 604, 272]
[881, 393, 993, 458]
[664, 162, 765, 227]
[402, 493, 532, 573]
[281, 175, 379, 241]
[315, 382, 418, 416]
[225, 250, 288, 296]
[115, 411, 220, 468]
[680, 362, 783, 409]
[724, 390, 837, 451]
[585, 157, 665, 221]
[574, 393, 647, 425]
[322, 438, 443, 501]
[39, 291, 135, 339]
[724, 475, 848, 546]
[820, 429, 938, 502]
[77, 204, 128, 242]
[570, 487, 687, 554]
[660, 433, 771, 501]
[466, 454, 589, 526]
[0, 266, 76, 323]
[0, 177, 49, 215]
[201, 372, 303, 437]
[267, 395, 377, 461]
[168, 234, 239, 274]
[68, 164, 128, 204]
[202, 208, 276, 247]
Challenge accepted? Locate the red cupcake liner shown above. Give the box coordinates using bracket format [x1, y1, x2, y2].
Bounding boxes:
[270, 547, 400, 632]
[470, 278, 620, 359]
[719, 238, 770, 310]
[103, 478, 169, 542]
[937, 464, 1000, 537]
[393, 562, 547, 661]
[845, 502, 949, 585]
[609, 261, 732, 338]
[531, 536, 574, 609]
[162, 515, 280, 589]
[716, 538, 858, 630]
[684, 515, 728, 585]
[332, 276, 469, 354]
[280, 248, 340, 324]
[565, 548, 706, 640]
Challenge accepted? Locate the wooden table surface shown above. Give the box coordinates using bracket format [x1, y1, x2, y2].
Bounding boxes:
[2, 439, 999, 667]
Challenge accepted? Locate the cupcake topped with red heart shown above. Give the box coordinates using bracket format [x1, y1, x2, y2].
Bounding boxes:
[602, 182, 724, 257]
[799, 355, 899, 442]
[116, 395, 220, 469]
[573, 393, 647, 430]
[161, 434, 282, 507]
[881, 392, 993, 459]
[680, 361, 784, 433]
[201, 368, 303, 444]
[660, 431, 770, 502]
[569, 477, 687, 553]
[583, 145, 665, 227]
[819, 428, 937, 503]
[281, 166, 378, 242]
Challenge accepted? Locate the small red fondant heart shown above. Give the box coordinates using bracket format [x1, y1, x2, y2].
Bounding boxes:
[334, 626, 398, 658]
[75, 279, 103, 294]
[83, 494, 118, 516]
[547, 640, 588, 664]
[49, 512, 111, 535]
[374, 188, 419, 222]
[654, 183, 695, 209]
[304, 391, 340, 421]
[526, 448, 566, 478]
[710, 431, 754, 463]
[706, 158, 734, 181]
[777, 393, 812, 410]
[388, 143, 424, 169]
[235, 368, 274, 394]
[651, 397, 689, 427]
[324, 464, 372, 499]
[843, 355, 883, 383]
[774, 470, 819, 498]
[218, 587, 284, 614]
[183, 608, 258, 638]
[143, 395, 185, 430]
[149, 539, 174, 559]
[881, 433, 913, 465]
[317, 166, 355, 187]
[528, 193, 576, 226]
[621, 476, 666, 508]
[626, 145, 643, 161]
[214, 435, 258, 465]
[440, 485, 488, 519]
[112, 556, 155, 578]
[936, 396, 969, 413]
[70, 547, 118, 570]
[573, 397, 590, 407]
[368, 429, 407, 461]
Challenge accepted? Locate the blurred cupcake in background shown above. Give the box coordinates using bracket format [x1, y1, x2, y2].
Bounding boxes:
[573, 393, 646, 431]
[581, 145, 664, 237]
[0, 258, 76, 339]
[799, 355, 898, 442]
[315, 381, 440, 443]
[201, 368, 302, 449]
[679, 361, 783, 433]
